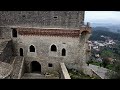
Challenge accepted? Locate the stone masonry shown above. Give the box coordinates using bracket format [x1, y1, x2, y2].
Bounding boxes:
[0, 11, 92, 79]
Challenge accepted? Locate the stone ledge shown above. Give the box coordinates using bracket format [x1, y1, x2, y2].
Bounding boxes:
[60, 63, 71, 79]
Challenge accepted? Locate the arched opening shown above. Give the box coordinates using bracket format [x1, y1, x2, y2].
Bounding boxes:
[29, 45, 35, 52]
[81, 31, 89, 42]
[31, 61, 41, 73]
[12, 28, 17, 37]
[51, 44, 57, 52]
[62, 48, 66, 56]
[20, 48, 23, 56]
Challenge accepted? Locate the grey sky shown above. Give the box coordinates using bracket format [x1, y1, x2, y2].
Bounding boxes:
[85, 11, 120, 24]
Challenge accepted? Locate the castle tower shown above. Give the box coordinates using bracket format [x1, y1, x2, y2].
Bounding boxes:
[0, 11, 92, 79]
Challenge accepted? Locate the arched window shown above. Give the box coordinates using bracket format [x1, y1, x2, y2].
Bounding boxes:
[12, 28, 17, 37]
[62, 48, 66, 56]
[30, 45, 35, 52]
[51, 45, 57, 52]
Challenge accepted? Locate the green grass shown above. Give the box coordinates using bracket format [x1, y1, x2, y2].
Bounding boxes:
[90, 62, 101, 66]
[68, 69, 100, 79]
[88, 60, 115, 71]
[106, 64, 115, 71]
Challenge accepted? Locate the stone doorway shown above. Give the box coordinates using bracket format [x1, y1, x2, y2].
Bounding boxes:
[30, 61, 41, 73]
[20, 48, 23, 56]
[12, 28, 17, 37]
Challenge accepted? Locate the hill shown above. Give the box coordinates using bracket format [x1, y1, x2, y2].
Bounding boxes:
[89, 27, 120, 41]
[91, 23, 120, 33]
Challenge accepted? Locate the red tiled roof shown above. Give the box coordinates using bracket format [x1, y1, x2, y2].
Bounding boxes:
[17, 27, 92, 37]
[18, 28, 81, 38]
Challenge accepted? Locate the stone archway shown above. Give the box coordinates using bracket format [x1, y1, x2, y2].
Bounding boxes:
[30, 61, 41, 73]
[20, 48, 23, 56]
[80, 31, 90, 42]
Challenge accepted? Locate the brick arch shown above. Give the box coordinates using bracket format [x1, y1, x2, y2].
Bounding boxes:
[80, 30, 91, 42]
[79, 26, 92, 34]
[80, 30, 91, 35]
[80, 30, 90, 37]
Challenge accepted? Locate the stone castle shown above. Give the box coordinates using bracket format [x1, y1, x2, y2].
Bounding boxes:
[0, 11, 92, 79]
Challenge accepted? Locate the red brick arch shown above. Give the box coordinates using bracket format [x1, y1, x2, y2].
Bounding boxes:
[80, 29, 91, 35]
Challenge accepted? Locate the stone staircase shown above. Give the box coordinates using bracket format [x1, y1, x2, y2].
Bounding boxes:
[4, 56, 15, 64]
[21, 73, 59, 79]
[89, 64, 111, 79]
[9, 57, 15, 64]
[11, 56, 24, 79]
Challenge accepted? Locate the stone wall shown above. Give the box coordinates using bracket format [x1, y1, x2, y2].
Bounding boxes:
[0, 11, 84, 29]
[17, 35, 80, 61]
[0, 11, 93, 78]
[10, 27, 92, 73]
[24, 57, 62, 74]
[0, 40, 13, 63]
[0, 27, 12, 39]
[15, 35, 82, 73]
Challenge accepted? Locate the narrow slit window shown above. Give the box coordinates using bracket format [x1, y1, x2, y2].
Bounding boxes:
[62, 48, 66, 56]
[12, 28, 17, 37]
[54, 16, 58, 19]
[20, 48, 23, 56]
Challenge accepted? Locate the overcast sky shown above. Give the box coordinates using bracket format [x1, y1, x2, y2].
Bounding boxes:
[85, 11, 120, 24]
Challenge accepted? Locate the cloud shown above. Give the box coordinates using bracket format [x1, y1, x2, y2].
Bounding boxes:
[85, 11, 120, 24]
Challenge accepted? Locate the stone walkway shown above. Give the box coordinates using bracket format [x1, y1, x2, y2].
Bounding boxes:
[11, 56, 24, 79]
[21, 73, 59, 79]
[89, 64, 110, 79]
[0, 61, 12, 79]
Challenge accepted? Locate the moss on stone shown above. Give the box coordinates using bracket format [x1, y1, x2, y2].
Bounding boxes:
[68, 69, 100, 79]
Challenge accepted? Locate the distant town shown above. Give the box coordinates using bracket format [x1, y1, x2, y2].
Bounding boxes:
[87, 26, 120, 78]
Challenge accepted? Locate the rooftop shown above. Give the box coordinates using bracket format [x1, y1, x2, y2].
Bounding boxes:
[17, 27, 91, 38]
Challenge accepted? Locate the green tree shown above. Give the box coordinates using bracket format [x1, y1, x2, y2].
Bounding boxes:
[100, 50, 114, 58]
[100, 50, 114, 68]
[108, 60, 120, 79]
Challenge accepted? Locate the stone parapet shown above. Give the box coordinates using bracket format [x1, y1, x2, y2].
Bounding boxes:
[59, 63, 71, 79]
